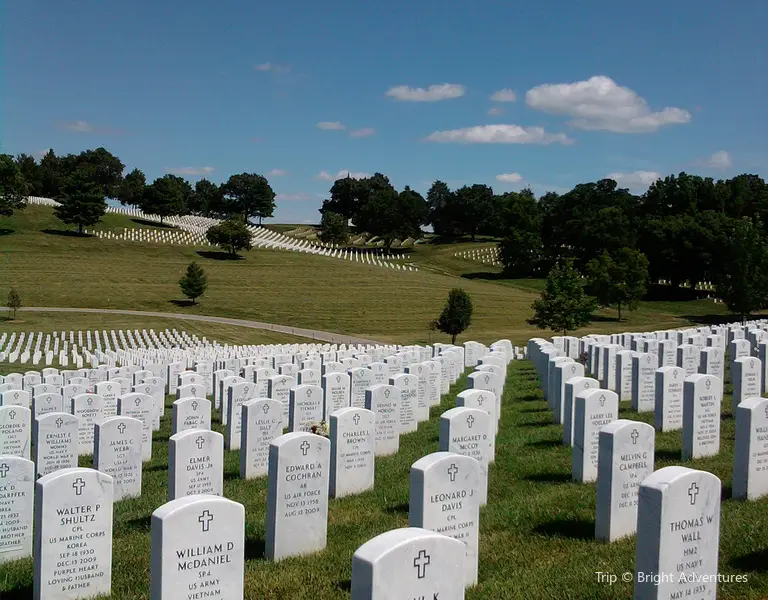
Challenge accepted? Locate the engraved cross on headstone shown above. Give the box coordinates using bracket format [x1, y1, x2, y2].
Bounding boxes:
[447, 463, 459, 482]
[599, 394, 606, 407]
[72, 477, 86, 495]
[9, 409, 16, 419]
[466, 415, 475, 428]
[688, 482, 699, 505]
[261, 403, 270, 414]
[413, 549, 431, 579]
[117, 422, 126, 434]
[300, 440, 310, 456]
[198, 510, 214, 532]
[0, 463, 8, 478]
[195, 436, 206, 450]
[353, 413, 360, 425]
[631, 429, 639, 444]
[56, 417, 63, 428]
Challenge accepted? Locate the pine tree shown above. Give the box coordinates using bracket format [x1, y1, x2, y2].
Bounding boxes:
[435, 288, 473, 344]
[54, 167, 106, 233]
[528, 259, 597, 335]
[179, 262, 208, 304]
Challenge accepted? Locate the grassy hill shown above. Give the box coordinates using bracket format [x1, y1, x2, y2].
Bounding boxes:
[0, 206, 730, 344]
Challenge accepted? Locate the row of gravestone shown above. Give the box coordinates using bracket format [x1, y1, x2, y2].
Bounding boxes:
[529, 335, 763, 600]
[0, 345, 510, 599]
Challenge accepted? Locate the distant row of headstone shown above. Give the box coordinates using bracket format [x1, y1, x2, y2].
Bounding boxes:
[0, 337, 518, 599]
[530, 319, 768, 599]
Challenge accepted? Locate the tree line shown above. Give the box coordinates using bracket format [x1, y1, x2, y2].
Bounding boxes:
[1, 148, 277, 231]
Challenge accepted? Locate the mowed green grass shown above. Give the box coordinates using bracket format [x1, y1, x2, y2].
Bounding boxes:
[1, 361, 766, 599]
[0, 206, 731, 345]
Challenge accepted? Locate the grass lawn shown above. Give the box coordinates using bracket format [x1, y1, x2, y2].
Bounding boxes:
[1, 361, 764, 599]
[0, 206, 734, 345]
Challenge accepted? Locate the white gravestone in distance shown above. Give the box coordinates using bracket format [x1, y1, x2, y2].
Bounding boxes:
[268, 374, 296, 423]
[365, 384, 400, 456]
[71, 393, 104, 456]
[634, 467, 721, 600]
[0, 404, 31, 459]
[289, 384, 324, 433]
[631, 353, 656, 413]
[168, 429, 224, 500]
[266, 432, 330, 561]
[733, 396, 768, 500]
[573, 389, 619, 483]
[351, 527, 466, 600]
[391, 374, 418, 433]
[150, 495, 245, 600]
[33, 467, 114, 600]
[439, 406, 492, 505]
[554, 361, 585, 424]
[732, 356, 762, 413]
[654, 366, 685, 432]
[322, 372, 351, 421]
[682, 374, 722, 460]
[0, 456, 34, 563]
[1, 389, 31, 409]
[240, 398, 284, 479]
[226, 381, 257, 450]
[349, 368, 375, 409]
[94, 416, 143, 500]
[33, 412, 79, 477]
[171, 397, 211, 434]
[409, 452, 481, 587]
[32, 392, 64, 418]
[117, 392, 154, 462]
[595, 420, 655, 542]
[329, 407, 375, 498]
[455, 389, 496, 459]
[562, 377, 599, 447]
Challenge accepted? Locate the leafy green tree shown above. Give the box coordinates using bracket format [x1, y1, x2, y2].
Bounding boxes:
[222, 173, 275, 223]
[354, 185, 427, 249]
[6, 288, 21, 320]
[54, 167, 106, 233]
[14, 153, 41, 196]
[318, 211, 349, 245]
[75, 148, 124, 198]
[116, 168, 146, 206]
[179, 262, 208, 304]
[499, 229, 543, 277]
[435, 288, 473, 344]
[712, 218, 768, 323]
[452, 184, 495, 240]
[188, 179, 225, 216]
[320, 176, 359, 220]
[427, 180, 457, 236]
[528, 259, 597, 335]
[140, 175, 191, 224]
[0, 154, 29, 216]
[586, 248, 648, 321]
[206, 216, 253, 256]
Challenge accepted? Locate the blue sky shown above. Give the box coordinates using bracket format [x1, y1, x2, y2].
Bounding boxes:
[3, 0, 766, 223]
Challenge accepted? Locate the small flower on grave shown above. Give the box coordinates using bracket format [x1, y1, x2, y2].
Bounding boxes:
[309, 421, 330, 438]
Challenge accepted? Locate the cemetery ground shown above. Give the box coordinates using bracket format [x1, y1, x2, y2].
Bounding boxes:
[1, 361, 766, 599]
[1, 206, 731, 345]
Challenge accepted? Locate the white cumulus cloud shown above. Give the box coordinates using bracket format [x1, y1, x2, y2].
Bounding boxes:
[349, 127, 376, 138]
[386, 83, 465, 102]
[167, 166, 215, 176]
[267, 169, 288, 177]
[701, 150, 732, 170]
[496, 172, 523, 183]
[316, 170, 370, 181]
[254, 62, 291, 73]
[606, 170, 661, 189]
[316, 121, 346, 131]
[526, 75, 691, 133]
[425, 124, 573, 145]
[490, 89, 517, 102]
[487, 107, 504, 116]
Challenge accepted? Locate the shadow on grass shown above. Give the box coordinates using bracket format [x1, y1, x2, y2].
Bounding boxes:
[337, 580, 352, 593]
[130, 218, 175, 229]
[41, 228, 92, 238]
[461, 272, 507, 281]
[523, 472, 572, 484]
[731, 548, 768, 572]
[518, 419, 554, 428]
[196, 250, 244, 261]
[518, 394, 542, 403]
[168, 299, 197, 308]
[655, 449, 681, 461]
[384, 502, 409, 515]
[0, 585, 33, 599]
[521, 407, 549, 413]
[0, 228, 14, 236]
[244, 537, 266, 561]
[534, 517, 595, 541]
[144, 463, 168, 473]
[122, 514, 151, 533]
[526, 439, 562, 449]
